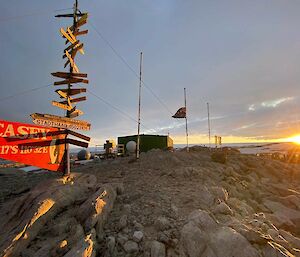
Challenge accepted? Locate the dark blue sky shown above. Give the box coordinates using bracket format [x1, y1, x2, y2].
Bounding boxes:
[1, 0, 300, 144]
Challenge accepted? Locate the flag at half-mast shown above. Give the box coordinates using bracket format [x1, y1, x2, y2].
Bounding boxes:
[172, 107, 186, 118]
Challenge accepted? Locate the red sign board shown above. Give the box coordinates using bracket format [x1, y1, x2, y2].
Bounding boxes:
[0, 120, 66, 172]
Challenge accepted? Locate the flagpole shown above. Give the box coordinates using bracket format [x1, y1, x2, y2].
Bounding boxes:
[184, 88, 189, 152]
[207, 102, 211, 149]
[136, 52, 143, 159]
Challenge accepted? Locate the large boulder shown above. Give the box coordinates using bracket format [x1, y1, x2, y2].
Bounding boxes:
[0, 173, 116, 257]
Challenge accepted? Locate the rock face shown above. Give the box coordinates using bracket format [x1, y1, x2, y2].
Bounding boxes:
[1, 147, 300, 257]
[180, 210, 260, 257]
[123, 240, 139, 254]
[150, 241, 165, 257]
[0, 173, 117, 257]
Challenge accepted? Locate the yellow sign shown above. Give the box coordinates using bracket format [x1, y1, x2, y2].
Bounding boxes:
[69, 109, 84, 118]
[52, 101, 73, 111]
[60, 28, 84, 55]
[65, 51, 79, 73]
[31, 113, 91, 131]
[56, 90, 68, 99]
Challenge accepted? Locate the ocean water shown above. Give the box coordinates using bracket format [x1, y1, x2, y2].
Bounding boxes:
[71, 142, 294, 155]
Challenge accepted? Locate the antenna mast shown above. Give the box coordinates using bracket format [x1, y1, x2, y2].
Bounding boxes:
[207, 102, 211, 148]
[136, 52, 143, 159]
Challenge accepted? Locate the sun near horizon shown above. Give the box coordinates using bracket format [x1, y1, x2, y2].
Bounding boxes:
[172, 134, 300, 145]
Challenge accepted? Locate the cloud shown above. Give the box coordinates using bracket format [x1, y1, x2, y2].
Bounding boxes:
[233, 123, 257, 131]
[248, 97, 294, 111]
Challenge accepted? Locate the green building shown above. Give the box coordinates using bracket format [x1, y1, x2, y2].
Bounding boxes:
[118, 134, 173, 153]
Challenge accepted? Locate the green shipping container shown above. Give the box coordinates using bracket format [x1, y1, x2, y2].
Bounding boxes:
[118, 134, 173, 153]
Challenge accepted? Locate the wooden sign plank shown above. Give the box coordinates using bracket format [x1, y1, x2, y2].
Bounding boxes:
[69, 109, 84, 118]
[66, 130, 90, 142]
[64, 40, 80, 52]
[60, 27, 76, 43]
[65, 51, 79, 73]
[74, 30, 88, 36]
[60, 28, 84, 55]
[55, 14, 74, 18]
[60, 96, 86, 105]
[67, 138, 88, 148]
[56, 90, 68, 99]
[52, 101, 73, 111]
[54, 78, 88, 85]
[63, 43, 84, 59]
[55, 13, 87, 18]
[70, 13, 88, 30]
[56, 88, 86, 97]
[67, 27, 77, 42]
[30, 113, 91, 131]
[66, 28, 84, 55]
[51, 72, 87, 79]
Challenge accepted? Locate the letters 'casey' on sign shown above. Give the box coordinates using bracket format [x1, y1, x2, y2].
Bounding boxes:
[0, 120, 66, 172]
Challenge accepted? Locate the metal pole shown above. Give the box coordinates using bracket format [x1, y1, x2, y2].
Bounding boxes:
[64, 0, 78, 176]
[136, 52, 143, 159]
[207, 102, 211, 149]
[184, 88, 189, 152]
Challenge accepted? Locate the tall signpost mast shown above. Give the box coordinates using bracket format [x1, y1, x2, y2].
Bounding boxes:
[31, 0, 91, 176]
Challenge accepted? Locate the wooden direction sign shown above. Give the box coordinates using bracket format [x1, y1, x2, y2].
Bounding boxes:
[52, 101, 72, 111]
[64, 51, 79, 72]
[67, 138, 88, 148]
[75, 30, 88, 36]
[66, 129, 90, 141]
[55, 13, 87, 18]
[31, 113, 91, 131]
[60, 28, 84, 54]
[69, 109, 84, 118]
[64, 40, 80, 52]
[63, 43, 84, 59]
[70, 13, 88, 30]
[56, 90, 68, 99]
[56, 88, 86, 97]
[54, 78, 89, 85]
[52, 72, 87, 79]
[60, 96, 86, 104]
[0, 119, 66, 172]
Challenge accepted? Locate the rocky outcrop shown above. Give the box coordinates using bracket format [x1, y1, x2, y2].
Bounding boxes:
[0, 173, 117, 257]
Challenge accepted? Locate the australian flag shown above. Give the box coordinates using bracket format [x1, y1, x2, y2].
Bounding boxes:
[172, 107, 186, 118]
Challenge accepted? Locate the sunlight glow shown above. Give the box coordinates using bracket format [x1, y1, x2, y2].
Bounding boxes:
[286, 135, 300, 145]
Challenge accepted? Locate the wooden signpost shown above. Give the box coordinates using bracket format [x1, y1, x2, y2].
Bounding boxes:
[0, 0, 91, 175]
[32, 0, 90, 175]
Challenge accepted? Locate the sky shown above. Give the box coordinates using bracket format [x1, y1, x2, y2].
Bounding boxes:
[1, 0, 300, 146]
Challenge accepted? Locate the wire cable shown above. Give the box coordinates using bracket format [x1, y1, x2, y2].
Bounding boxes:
[0, 83, 52, 102]
[87, 89, 150, 130]
[89, 22, 176, 117]
[0, 8, 73, 23]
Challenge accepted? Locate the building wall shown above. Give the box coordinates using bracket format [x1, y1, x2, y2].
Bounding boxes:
[118, 134, 173, 153]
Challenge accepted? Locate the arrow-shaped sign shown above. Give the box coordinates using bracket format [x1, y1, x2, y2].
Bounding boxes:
[60, 96, 86, 105]
[65, 51, 79, 73]
[52, 101, 73, 111]
[55, 88, 86, 97]
[51, 72, 88, 79]
[54, 78, 89, 86]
